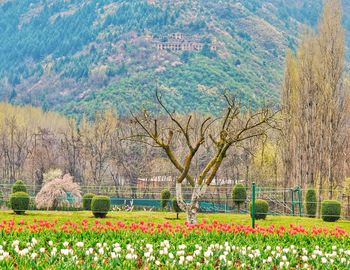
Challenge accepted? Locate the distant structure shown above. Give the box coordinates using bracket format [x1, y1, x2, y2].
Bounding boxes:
[153, 32, 217, 52]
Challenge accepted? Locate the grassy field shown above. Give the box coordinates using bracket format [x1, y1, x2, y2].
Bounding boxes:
[0, 210, 349, 231]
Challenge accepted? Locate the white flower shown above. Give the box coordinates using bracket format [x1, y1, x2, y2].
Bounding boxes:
[94, 256, 98, 262]
[168, 253, 174, 259]
[111, 252, 118, 259]
[332, 246, 337, 250]
[194, 249, 201, 256]
[178, 244, 186, 250]
[204, 251, 212, 258]
[76, 242, 84, 248]
[63, 242, 69, 247]
[267, 256, 272, 263]
[125, 253, 135, 260]
[144, 252, 151, 258]
[302, 256, 308, 262]
[98, 248, 104, 255]
[186, 255, 194, 262]
[48, 241, 53, 246]
[12, 240, 20, 247]
[321, 257, 327, 264]
[155, 260, 160, 266]
[61, 249, 69, 256]
[176, 250, 184, 256]
[114, 247, 121, 253]
[279, 262, 284, 268]
[31, 253, 37, 259]
[51, 247, 57, 256]
[39, 247, 45, 253]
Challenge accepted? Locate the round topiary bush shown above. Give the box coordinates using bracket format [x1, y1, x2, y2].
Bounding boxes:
[12, 180, 27, 193]
[321, 200, 341, 222]
[172, 197, 182, 219]
[250, 199, 269, 220]
[305, 189, 317, 218]
[232, 184, 247, 213]
[10, 192, 30, 214]
[161, 189, 171, 209]
[83, 193, 95, 210]
[91, 196, 111, 218]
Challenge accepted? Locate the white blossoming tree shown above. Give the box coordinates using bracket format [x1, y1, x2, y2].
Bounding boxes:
[35, 174, 82, 210]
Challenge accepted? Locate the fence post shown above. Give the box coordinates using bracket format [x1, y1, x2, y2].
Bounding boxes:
[291, 189, 295, 216]
[251, 182, 256, 228]
[297, 187, 302, 217]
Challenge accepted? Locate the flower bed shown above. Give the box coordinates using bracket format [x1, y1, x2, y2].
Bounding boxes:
[0, 219, 349, 269]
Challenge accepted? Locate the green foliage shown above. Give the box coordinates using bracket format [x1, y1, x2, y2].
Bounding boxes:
[1, 0, 347, 118]
[161, 189, 171, 209]
[10, 192, 30, 214]
[82, 193, 95, 211]
[91, 195, 111, 218]
[250, 199, 269, 220]
[232, 184, 247, 205]
[305, 189, 317, 218]
[12, 180, 27, 193]
[321, 200, 341, 222]
[172, 197, 181, 219]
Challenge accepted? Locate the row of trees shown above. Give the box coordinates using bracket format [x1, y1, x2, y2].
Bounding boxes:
[281, 0, 350, 215]
[0, 102, 275, 195]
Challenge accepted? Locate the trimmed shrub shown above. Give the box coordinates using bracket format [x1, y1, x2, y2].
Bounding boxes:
[83, 193, 95, 210]
[12, 180, 27, 193]
[232, 184, 247, 213]
[91, 196, 111, 218]
[10, 192, 30, 214]
[250, 199, 269, 220]
[305, 189, 317, 218]
[172, 197, 182, 219]
[321, 200, 341, 222]
[161, 189, 171, 209]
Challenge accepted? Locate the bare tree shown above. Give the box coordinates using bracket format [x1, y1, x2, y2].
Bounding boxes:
[132, 91, 278, 223]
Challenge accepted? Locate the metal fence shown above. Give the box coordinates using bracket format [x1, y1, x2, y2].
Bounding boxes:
[0, 182, 349, 220]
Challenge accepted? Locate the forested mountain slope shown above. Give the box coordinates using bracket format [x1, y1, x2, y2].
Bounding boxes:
[0, 0, 349, 117]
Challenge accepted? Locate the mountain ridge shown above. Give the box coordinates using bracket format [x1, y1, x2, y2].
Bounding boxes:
[0, 0, 349, 117]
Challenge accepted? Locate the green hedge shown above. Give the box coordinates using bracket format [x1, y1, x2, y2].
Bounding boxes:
[82, 193, 95, 210]
[172, 197, 181, 219]
[250, 199, 269, 220]
[305, 189, 317, 218]
[91, 196, 111, 218]
[321, 200, 341, 222]
[161, 189, 171, 209]
[12, 180, 27, 193]
[10, 192, 30, 214]
[232, 184, 247, 213]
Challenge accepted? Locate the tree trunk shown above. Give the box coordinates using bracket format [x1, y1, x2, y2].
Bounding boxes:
[176, 182, 207, 224]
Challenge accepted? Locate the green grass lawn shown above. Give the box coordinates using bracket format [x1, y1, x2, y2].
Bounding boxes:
[0, 210, 349, 231]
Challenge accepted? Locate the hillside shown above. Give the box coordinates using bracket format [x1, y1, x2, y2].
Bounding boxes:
[0, 0, 349, 117]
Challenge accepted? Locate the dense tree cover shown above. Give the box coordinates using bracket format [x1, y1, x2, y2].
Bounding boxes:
[2, 0, 349, 117]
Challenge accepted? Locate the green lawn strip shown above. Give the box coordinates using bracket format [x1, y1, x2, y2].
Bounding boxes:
[0, 211, 349, 231]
